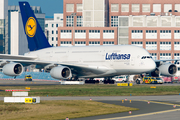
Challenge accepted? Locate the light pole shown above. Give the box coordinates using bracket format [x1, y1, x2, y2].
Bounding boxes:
[71, 13, 76, 46]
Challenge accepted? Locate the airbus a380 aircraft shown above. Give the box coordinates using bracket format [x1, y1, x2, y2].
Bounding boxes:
[0, 2, 177, 80]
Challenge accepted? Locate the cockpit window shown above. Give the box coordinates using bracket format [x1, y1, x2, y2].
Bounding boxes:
[141, 56, 152, 59]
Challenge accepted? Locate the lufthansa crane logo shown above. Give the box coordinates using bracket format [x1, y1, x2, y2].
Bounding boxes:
[25, 17, 37, 37]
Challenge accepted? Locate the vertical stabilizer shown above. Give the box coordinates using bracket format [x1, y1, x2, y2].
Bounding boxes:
[19, 2, 51, 51]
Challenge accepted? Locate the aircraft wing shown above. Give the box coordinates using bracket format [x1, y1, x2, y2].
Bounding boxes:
[0, 54, 37, 60]
[0, 59, 51, 68]
[154, 59, 180, 63]
[154, 59, 180, 67]
[0, 54, 38, 67]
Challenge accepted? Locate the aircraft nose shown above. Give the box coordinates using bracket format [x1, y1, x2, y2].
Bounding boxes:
[144, 59, 156, 72]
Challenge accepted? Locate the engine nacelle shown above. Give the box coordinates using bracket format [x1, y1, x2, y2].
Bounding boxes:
[3, 63, 23, 76]
[158, 63, 177, 76]
[50, 66, 72, 79]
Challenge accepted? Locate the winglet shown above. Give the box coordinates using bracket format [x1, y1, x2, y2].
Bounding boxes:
[19, 2, 51, 51]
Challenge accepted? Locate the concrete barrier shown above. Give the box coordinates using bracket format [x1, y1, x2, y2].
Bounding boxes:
[4, 97, 40, 103]
[117, 83, 133, 86]
[12, 92, 28, 96]
[60, 81, 84, 85]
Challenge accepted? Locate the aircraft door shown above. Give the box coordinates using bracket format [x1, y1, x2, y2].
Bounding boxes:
[49, 51, 53, 61]
[44, 51, 53, 61]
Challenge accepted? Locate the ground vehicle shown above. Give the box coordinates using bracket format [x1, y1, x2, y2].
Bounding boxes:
[24, 75, 32, 81]
[156, 77, 163, 84]
[142, 77, 157, 84]
[112, 75, 128, 83]
[161, 76, 179, 83]
[135, 75, 162, 84]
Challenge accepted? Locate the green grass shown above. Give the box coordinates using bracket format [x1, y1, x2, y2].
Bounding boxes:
[0, 100, 138, 120]
[0, 84, 180, 96]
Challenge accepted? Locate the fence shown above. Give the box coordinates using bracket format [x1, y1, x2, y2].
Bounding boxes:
[0, 72, 59, 82]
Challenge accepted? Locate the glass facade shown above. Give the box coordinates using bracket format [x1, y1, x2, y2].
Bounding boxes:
[111, 16, 118, 27]
[77, 16, 83, 27]
[0, 19, 5, 54]
[5, 15, 8, 54]
[83, 0, 106, 27]
[118, 16, 129, 45]
[66, 16, 74, 27]
[0, 19, 4, 27]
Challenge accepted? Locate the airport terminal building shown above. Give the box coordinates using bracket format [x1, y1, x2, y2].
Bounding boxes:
[59, 0, 180, 60]
[45, 13, 63, 47]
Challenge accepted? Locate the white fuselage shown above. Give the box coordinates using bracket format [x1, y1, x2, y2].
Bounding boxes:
[24, 45, 156, 78]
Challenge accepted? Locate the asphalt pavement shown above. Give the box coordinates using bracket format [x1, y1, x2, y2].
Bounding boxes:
[71, 100, 180, 120]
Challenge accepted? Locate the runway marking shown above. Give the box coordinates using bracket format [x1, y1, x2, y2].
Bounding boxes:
[97, 108, 180, 120]
[97, 100, 180, 120]
[138, 100, 180, 106]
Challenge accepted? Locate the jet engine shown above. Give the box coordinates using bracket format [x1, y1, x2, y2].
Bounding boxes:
[151, 63, 177, 77]
[158, 63, 177, 76]
[3, 63, 23, 76]
[50, 66, 72, 79]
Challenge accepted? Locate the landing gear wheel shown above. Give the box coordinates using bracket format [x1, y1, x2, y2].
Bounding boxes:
[136, 79, 140, 84]
[71, 76, 78, 81]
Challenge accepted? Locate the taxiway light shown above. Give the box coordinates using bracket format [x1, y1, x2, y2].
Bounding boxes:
[173, 105, 176, 108]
